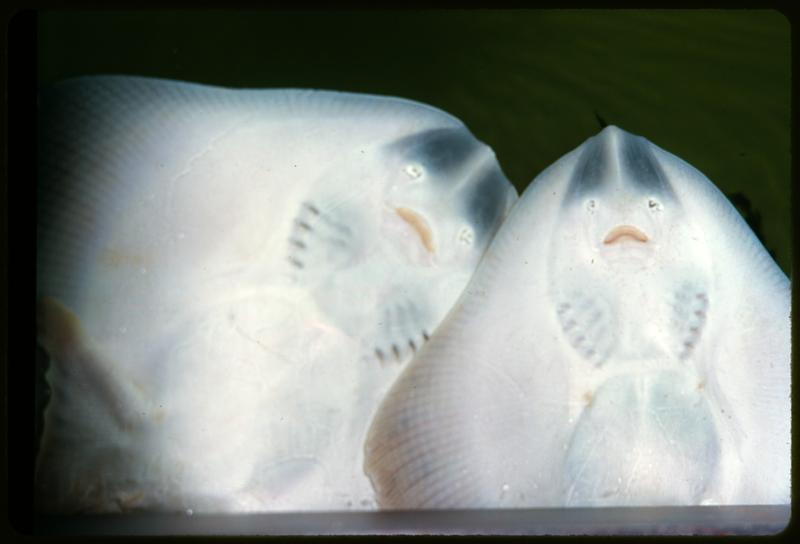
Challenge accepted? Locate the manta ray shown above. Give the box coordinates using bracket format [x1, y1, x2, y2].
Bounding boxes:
[365, 126, 791, 509]
[35, 76, 518, 513]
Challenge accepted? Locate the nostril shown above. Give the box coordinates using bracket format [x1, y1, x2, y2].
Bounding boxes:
[457, 226, 474, 246]
[404, 164, 423, 180]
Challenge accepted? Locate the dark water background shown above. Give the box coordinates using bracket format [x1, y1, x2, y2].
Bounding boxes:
[38, 9, 790, 274]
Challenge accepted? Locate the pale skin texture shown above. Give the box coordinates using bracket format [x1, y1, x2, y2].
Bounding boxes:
[365, 126, 790, 509]
[35, 76, 518, 513]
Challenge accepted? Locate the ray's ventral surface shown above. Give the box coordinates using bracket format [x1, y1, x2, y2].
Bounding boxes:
[366, 126, 790, 509]
[36, 76, 517, 513]
[35, 77, 789, 514]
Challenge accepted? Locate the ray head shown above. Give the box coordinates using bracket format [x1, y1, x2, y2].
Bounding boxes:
[300, 117, 518, 363]
[550, 126, 696, 273]
[382, 126, 517, 260]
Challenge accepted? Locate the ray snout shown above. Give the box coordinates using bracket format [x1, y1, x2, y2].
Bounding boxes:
[565, 126, 676, 204]
[603, 225, 649, 244]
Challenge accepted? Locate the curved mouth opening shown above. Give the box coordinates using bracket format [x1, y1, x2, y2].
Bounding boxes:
[396, 207, 435, 253]
[603, 225, 649, 245]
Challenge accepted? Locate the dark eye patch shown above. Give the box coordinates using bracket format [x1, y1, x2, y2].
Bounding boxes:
[564, 129, 676, 205]
[619, 133, 676, 200]
[463, 168, 509, 242]
[564, 134, 610, 203]
[388, 127, 481, 177]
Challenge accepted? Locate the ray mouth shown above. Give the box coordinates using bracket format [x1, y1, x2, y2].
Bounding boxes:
[603, 225, 649, 245]
[395, 207, 435, 253]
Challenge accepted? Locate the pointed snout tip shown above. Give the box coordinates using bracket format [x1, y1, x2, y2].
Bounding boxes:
[597, 125, 627, 139]
[593, 125, 645, 152]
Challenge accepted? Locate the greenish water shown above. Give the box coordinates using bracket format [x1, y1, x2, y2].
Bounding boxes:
[38, 9, 790, 274]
